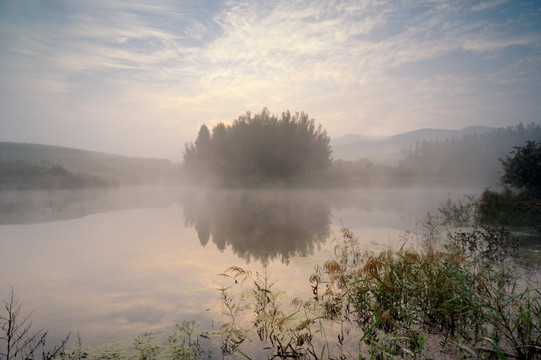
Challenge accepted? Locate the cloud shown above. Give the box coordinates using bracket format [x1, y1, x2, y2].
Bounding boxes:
[1, 0, 540, 157]
[471, 0, 508, 12]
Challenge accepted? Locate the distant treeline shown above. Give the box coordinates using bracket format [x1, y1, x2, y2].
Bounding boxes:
[329, 123, 541, 187]
[183, 118, 541, 187]
[0, 142, 178, 189]
[0, 160, 112, 190]
[183, 109, 332, 185]
[397, 122, 541, 185]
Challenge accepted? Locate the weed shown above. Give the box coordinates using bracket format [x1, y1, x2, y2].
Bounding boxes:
[438, 194, 477, 227]
[219, 225, 541, 359]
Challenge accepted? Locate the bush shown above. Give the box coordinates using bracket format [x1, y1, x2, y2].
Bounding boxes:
[501, 140, 541, 193]
[476, 188, 521, 225]
[219, 227, 541, 359]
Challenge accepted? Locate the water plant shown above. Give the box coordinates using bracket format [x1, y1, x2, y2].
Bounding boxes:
[438, 194, 477, 227]
[219, 226, 541, 359]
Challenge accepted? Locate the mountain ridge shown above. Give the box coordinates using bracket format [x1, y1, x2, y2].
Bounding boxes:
[331, 125, 496, 162]
[0, 142, 177, 185]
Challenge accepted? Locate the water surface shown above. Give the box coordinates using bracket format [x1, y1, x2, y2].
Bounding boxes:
[0, 186, 479, 347]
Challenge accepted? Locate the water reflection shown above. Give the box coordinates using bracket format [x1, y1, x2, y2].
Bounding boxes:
[180, 189, 331, 265]
[0, 187, 175, 224]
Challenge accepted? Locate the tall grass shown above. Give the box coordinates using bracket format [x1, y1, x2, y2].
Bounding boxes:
[219, 226, 541, 359]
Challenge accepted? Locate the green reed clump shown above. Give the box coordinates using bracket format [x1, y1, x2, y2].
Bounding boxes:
[312, 227, 540, 359]
[220, 226, 541, 359]
[312, 229, 482, 355]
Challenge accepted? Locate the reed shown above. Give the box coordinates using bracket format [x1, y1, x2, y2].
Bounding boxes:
[220, 225, 541, 359]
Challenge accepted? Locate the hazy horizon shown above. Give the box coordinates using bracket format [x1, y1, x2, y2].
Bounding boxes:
[0, 122, 519, 160]
[1, 1, 540, 160]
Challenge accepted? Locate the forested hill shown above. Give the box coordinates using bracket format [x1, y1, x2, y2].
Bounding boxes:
[331, 125, 495, 162]
[0, 142, 178, 188]
[398, 123, 541, 185]
[330, 123, 541, 187]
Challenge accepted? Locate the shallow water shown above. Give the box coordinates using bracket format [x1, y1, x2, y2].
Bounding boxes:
[0, 185, 480, 347]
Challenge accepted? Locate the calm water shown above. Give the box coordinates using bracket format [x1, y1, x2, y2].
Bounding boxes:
[0, 186, 479, 348]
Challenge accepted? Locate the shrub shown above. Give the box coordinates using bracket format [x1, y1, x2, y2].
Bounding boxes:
[501, 140, 541, 193]
[219, 227, 541, 359]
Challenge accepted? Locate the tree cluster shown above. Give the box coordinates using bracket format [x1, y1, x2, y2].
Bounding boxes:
[182, 109, 332, 184]
[474, 140, 541, 227]
[399, 123, 541, 184]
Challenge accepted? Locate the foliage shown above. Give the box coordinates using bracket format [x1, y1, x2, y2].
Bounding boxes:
[183, 109, 332, 185]
[501, 140, 541, 192]
[165, 322, 211, 360]
[436, 139, 541, 228]
[437, 194, 477, 227]
[476, 188, 523, 225]
[64, 322, 212, 360]
[219, 267, 331, 359]
[125, 322, 212, 360]
[219, 227, 541, 359]
[60, 334, 88, 360]
[475, 138, 541, 227]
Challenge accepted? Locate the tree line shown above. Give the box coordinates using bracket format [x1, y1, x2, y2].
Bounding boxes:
[398, 122, 541, 184]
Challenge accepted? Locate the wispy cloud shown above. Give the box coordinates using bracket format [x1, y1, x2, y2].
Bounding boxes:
[1, 0, 540, 157]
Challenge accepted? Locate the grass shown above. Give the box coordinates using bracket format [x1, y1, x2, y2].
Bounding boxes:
[218, 226, 541, 359]
[57, 322, 213, 360]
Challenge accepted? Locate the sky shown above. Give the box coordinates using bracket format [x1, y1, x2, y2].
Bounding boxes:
[1, 0, 540, 160]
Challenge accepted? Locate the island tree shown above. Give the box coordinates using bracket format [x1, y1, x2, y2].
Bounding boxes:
[182, 109, 332, 184]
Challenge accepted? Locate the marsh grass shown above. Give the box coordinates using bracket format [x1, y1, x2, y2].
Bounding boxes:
[219, 226, 541, 359]
[58, 322, 212, 360]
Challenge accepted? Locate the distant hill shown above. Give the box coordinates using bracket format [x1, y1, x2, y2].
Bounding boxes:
[0, 142, 179, 187]
[331, 126, 495, 162]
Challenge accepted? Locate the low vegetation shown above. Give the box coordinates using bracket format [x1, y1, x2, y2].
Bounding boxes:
[0, 292, 212, 360]
[0, 289, 70, 360]
[219, 226, 540, 359]
[0, 160, 112, 190]
[434, 140, 541, 231]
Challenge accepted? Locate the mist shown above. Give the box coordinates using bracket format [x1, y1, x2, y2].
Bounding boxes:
[1, 119, 540, 357]
[2, 0, 541, 357]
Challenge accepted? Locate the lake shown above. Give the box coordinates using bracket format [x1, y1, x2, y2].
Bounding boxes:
[0, 185, 481, 351]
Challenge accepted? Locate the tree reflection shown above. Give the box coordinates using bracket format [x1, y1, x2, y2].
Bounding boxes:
[180, 189, 331, 265]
